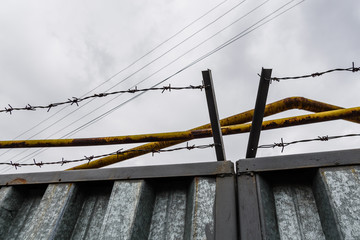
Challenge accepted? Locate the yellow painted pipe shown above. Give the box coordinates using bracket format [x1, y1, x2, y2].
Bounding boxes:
[2, 97, 358, 149]
[0, 132, 196, 149]
[68, 106, 360, 170]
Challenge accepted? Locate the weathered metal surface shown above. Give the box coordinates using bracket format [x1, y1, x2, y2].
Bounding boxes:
[16, 183, 81, 239]
[237, 150, 360, 239]
[273, 184, 325, 240]
[0, 186, 25, 237]
[237, 148, 360, 173]
[0, 97, 345, 171]
[0, 131, 195, 148]
[215, 176, 238, 240]
[0, 96, 342, 169]
[0, 176, 219, 239]
[203, 69, 226, 161]
[99, 180, 154, 239]
[148, 181, 188, 240]
[0, 161, 233, 186]
[220, 106, 360, 137]
[2, 98, 360, 151]
[70, 183, 112, 239]
[0, 186, 45, 239]
[69, 106, 360, 169]
[256, 174, 280, 239]
[3, 150, 360, 239]
[316, 166, 360, 239]
[246, 68, 272, 158]
[185, 177, 216, 240]
[237, 174, 262, 240]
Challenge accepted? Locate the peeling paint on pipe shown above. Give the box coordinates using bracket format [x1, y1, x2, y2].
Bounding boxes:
[1, 97, 359, 150]
[69, 106, 360, 170]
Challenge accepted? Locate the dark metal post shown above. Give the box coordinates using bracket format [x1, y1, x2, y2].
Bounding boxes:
[202, 69, 226, 161]
[246, 68, 272, 158]
[237, 173, 263, 239]
[238, 68, 271, 239]
[215, 176, 238, 239]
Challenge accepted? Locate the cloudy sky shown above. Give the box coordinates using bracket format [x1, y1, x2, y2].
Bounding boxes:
[0, 0, 359, 174]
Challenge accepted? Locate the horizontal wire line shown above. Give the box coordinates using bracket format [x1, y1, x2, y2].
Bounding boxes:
[258, 133, 360, 152]
[271, 63, 360, 82]
[2, 143, 216, 169]
[0, 84, 205, 114]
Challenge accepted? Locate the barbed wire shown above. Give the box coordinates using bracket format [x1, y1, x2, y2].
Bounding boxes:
[269, 62, 359, 82]
[258, 133, 360, 153]
[1, 84, 205, 114]
[0, 142, 216, 169]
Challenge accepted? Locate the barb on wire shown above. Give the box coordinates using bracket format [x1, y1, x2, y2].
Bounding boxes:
[0, 84, 206, 114]
[1, 142, 216, 169]
[258, 133, 360, 152]
[33, 159, 43, 168]
[270, 62, 359, 82]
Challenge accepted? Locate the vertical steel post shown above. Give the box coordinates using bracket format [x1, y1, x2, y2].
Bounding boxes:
[202, 69, 226, 161]
[215, 176, 238, 239]
[246, 68, 272, 158]
[237, 174, 263, 239]
[238, 68, 271, 239]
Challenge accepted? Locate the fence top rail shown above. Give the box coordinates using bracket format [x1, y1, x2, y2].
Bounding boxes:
[237, 147, 360, 174]
[0, 160, 234, 186]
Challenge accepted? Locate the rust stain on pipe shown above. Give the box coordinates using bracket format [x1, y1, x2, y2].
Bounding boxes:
[1, 96, 358, 170]
[68, 105, 360, 170]
[0, 132, 194, 149]
[2, 97, 359, 150]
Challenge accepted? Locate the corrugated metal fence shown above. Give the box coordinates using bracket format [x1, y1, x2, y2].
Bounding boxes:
[237, 148, 360, 240]
[0, 162, 236, 240]
[2, 148, 360, 239]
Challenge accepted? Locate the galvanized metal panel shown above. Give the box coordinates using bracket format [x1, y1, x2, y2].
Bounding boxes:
[0, 185, 46, 240]
[0, 186, 24, 237]
[70, 183, 112, 239]
[243, 166, 360, 240]
[3, 189, 44, 240]
[317, 166, 360, 239]
[16, 183, 81, 239]
[148, 182, 188, 240]
[273, 184, 325, 240]
[237, 149, 360, 239]
[256, 174, 280, 240]
[185, 177, 216, 240]
[98, 180, 155, 240]
[0, 176, 219, 240]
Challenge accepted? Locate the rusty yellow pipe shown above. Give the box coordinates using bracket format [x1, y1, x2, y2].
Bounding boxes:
[2, 97, 358, 150]
[222, 106, 360, 134]
[211, 96, 360, 129]
[68, 106, 360, 170]
[0, 132, 196, 149]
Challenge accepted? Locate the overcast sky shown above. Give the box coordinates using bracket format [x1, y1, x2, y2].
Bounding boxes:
[0, 0, 359, 174]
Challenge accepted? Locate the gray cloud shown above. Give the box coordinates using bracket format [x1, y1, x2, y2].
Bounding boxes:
[1, 0, 359, 173]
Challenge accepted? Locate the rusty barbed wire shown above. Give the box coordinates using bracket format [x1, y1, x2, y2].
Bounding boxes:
[269, 62, 359, 82]
[258, 133, 360, 153]
[1, 142, 216, 169]
[0, 84, 206, 114]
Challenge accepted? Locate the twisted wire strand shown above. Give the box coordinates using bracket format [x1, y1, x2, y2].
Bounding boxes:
[1, 143, 216, 169]
[1, 84, 205, 114]
[271, 63, 359, 82]
[258, 133, 360, 152]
